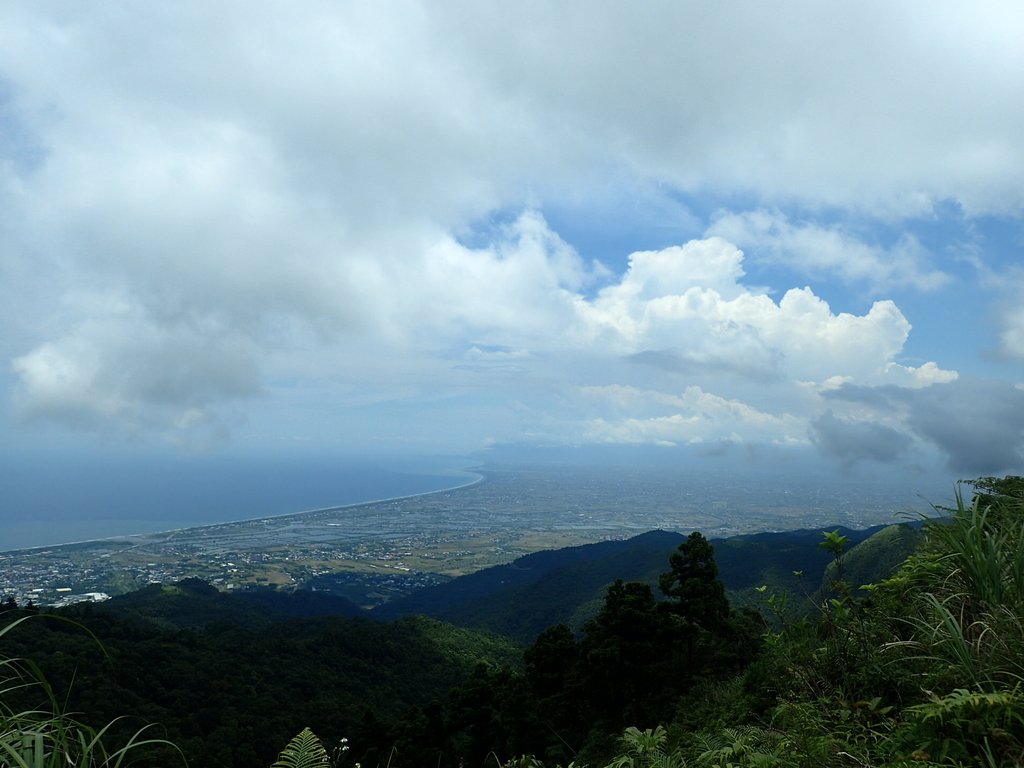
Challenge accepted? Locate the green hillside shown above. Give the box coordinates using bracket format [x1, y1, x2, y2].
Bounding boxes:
[100, 576, 365, 629]
[813, 521, 924, 603]
[1, 599, 520, 766]
[375, 525, 887, 641]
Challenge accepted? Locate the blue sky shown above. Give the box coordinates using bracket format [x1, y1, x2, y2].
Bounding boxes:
[1, 2, 1023, 537]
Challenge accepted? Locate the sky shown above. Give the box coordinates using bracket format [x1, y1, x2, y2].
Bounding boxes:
[1, 2, 1023, 541]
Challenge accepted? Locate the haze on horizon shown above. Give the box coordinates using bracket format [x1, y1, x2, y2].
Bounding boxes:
[1, 3, 1022, 542]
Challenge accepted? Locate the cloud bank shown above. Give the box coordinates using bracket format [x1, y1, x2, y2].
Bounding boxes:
[1, 2, 1022, 476]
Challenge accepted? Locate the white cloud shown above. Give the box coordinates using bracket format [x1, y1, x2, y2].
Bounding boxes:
[401, 211, 590, 346]
[433, 2, 1024, 216]
[12, 306, 258, 445]
[558, 239, 959, 452]
[580, 385, 806, 447]
[964, 255, 1024, 363]
[884, 361, 959, 388]
[5, 209, 595, 439]
[1001, 306, 1024, 361]
[3, 3, 1023, 234]
[464, 346, 530, 363]
[0, 2, 1014, 470]
[707, 210, 950, 292]
[571, 238, 954, 388]
[8, 212, 960, 451]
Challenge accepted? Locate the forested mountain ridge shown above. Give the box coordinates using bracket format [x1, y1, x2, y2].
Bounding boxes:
[93, 576, 366, 629]
[373, 523, 904, 641]
[1, 604, 521, 766]
[57, 523, 906, 639]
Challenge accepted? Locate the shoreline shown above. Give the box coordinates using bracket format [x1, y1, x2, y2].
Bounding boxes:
[2, 469, 486, 556]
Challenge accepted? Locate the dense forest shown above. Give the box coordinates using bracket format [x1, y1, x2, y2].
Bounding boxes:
[2, 476, 1022, 767]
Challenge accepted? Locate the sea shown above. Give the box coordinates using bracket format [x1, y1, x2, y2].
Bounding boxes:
[0, 454, 478, 552]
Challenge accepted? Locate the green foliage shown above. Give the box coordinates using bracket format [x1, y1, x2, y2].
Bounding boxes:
[692, 725, 792, 768]
[605, 726, 684, 768]
[11, 602, 521, 767]
[0, 616, 183, 768]
[817, 530, 848, 559]
[886, 476, 1024, 693]
[660, 532, 730, 632]
[715, 475, 1024, 768]
[579, 580, 676, 726]
[814, 524, 922, 604]
[379, 527, 891, 643]
[271, 728, 330, 768]
[377, 531, 688, 644]
[903, 688, 1024, 765]
[879, 494, 1024, 765]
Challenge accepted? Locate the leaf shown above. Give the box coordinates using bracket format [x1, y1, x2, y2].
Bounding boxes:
[271, 728, 330, 768]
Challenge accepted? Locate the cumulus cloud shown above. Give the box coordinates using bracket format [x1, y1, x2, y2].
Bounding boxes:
[6, 216, 960, 453]
[572, 238, 953, 388]
[12, 303, 259, 444]
[960, 252, 1024, 363]
[707, 210, 950, 292]
[401, 211, 590, 346]
[581, 385, 805, 447]
[4, 209, 586, 432]
[0, 2, 1019, 468]
[439, 2, 1024, 216]
[2, 4, 1022, 239]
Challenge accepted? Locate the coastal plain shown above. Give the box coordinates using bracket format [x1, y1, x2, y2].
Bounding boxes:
[1, 466, 938, 608]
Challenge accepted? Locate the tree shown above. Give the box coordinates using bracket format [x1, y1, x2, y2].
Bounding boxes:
[659, 532, 730, 631]
[525, 624, 579, 705]
[524, 624, 585, 760]
[579, 580, 673, 728]
[659, 532, 730, 666]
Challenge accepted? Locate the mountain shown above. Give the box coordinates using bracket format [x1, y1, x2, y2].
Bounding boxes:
[376, 530, 685, 641]
[373, 524, 893, 643]
[813, 522, 925, 602]
[3, 518, 941, 767]
[97, 576, 365, 630]
[9, 597, 520, 767]
[93, 522, 913, 645]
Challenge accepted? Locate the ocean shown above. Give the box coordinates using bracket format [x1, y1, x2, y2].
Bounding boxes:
[0, 454, 478, 551]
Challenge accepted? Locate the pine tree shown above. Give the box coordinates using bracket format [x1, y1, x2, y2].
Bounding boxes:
[659, 532, 730, 664]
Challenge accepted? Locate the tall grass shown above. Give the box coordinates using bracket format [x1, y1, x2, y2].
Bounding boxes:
[877, 478, 1024, 765]
[0, 615, 184, 767]
[900, 479, 1024, 689]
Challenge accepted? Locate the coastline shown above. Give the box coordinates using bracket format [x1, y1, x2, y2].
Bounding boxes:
[2, 468, 485, 556]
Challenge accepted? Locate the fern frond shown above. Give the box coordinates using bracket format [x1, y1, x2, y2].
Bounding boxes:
[272, 728, 330, 768]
